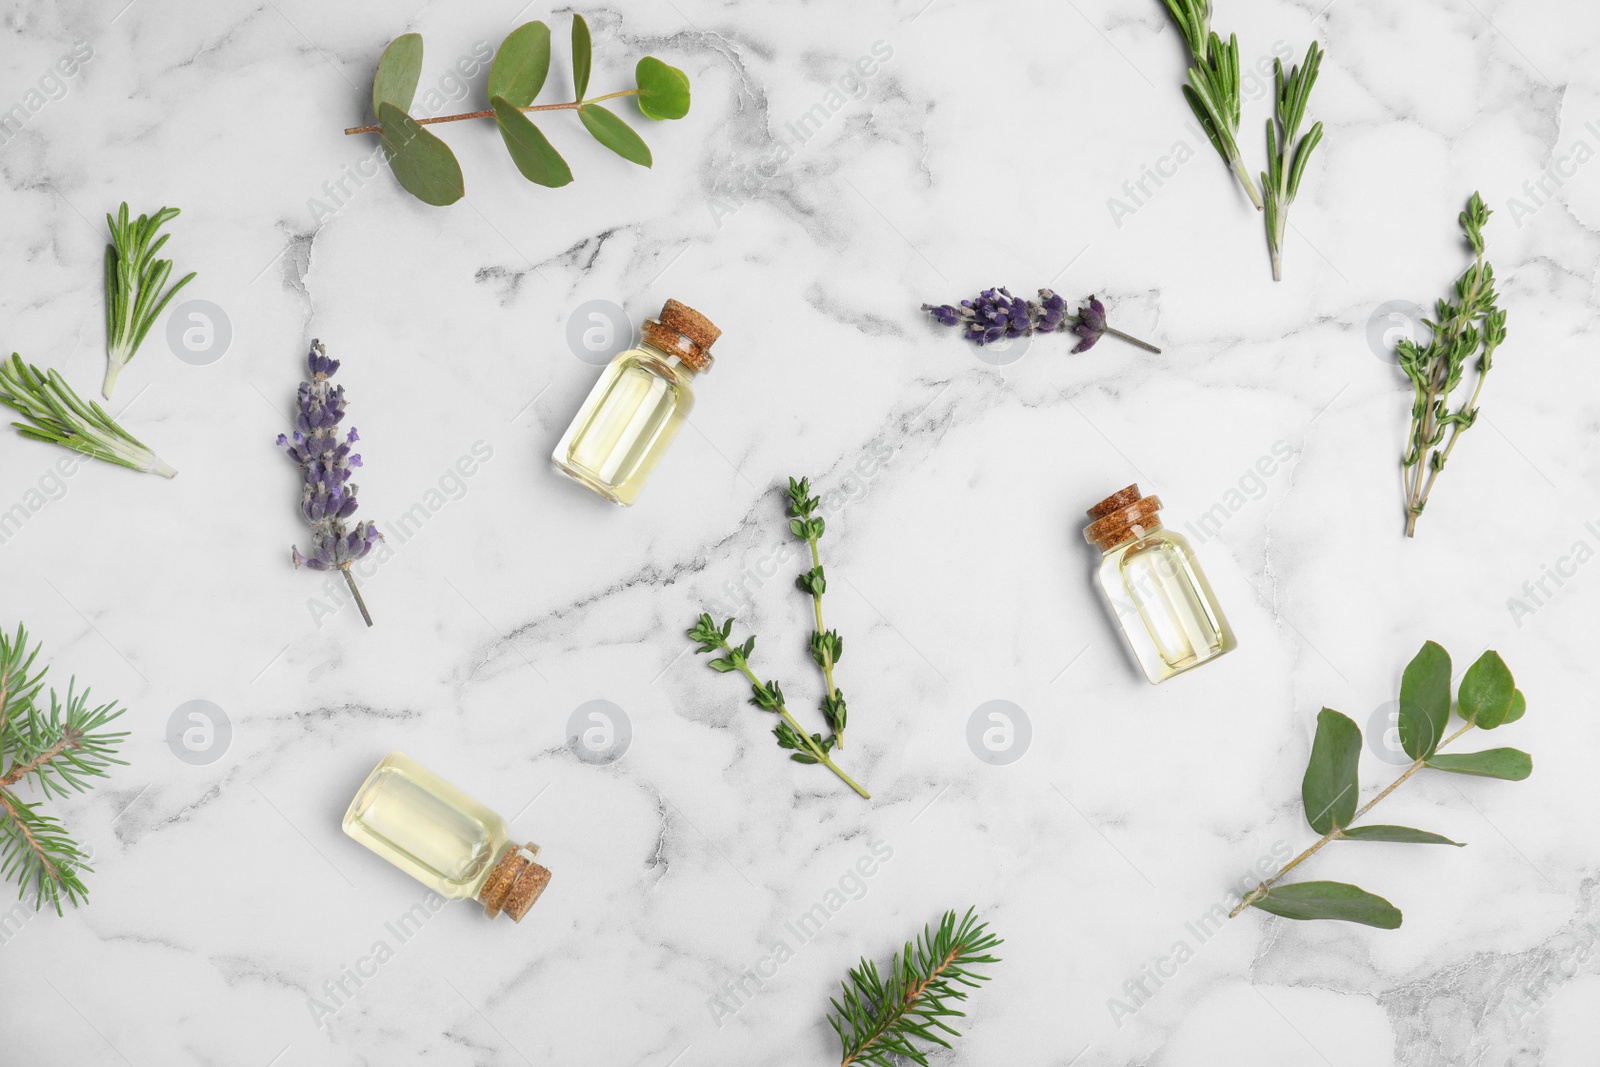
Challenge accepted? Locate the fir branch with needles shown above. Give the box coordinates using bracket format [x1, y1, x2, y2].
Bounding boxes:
[786, 477, 849, 748]
[0, 624, 129, 914]
[0, 353, 177, 477]
[103, 202, 196, 398]
[1397, 192, 1506, 537]
[1262, 42, 1324, 281]
[828, 907, 1003, 1067]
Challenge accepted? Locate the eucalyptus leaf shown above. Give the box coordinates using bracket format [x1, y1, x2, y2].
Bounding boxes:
[579, 104, 652, 167]
[372, 33, 424, 116]
[1340, 825, 1464, 846]
[491, 96, 573, 187]
[1459, 650, 1515, 728]
[1251, 881, 1402, 929]
[571, 14, 592, 99]
[1398, 640, 1451, 760]
[635, 56, 691, 120]
[1425, 748, 1532, 781]
[1501, 688, 1526, 725]
[378, 102, 465, 206]
[1301, 708, 1360, 835]
[489, 21, 551, 108]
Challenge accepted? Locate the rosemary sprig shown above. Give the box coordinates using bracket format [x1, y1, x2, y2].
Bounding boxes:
[1398, 192, 1506, 537]
[0, 623, 129, 913]
[0, 354, 177, 477]
[1231, 642, 1529, 928]
[828, 907, 1003, 1067]
[1161, 0, 1262, 209]
[787, 478, 849, 748]
[103, 202, 195, 398]
[687, 614, 869, 799]
[1261, 43, 1324, 281]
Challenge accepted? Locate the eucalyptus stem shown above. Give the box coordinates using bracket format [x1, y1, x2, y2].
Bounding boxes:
[1230, 720, 1474, 917]
[343, 89, 639, 135]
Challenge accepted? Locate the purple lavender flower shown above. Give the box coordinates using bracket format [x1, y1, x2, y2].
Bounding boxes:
[921, 288, 1161, 355]
[1072, 295, 1108, 353]
[278, 339, 379, 626]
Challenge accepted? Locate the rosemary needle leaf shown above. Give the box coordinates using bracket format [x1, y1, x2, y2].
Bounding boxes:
[0, 354, 176, 477]
[102, 202, 196, 399]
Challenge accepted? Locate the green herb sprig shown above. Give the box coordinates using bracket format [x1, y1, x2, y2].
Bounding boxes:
[1159, 2, 1325, 279]
[103, 202, 195, 398]
[828, 907, 1003, 1067]
[1232, 642, 1530, 929]
[687, 614, 869, 799]
[1161, 0, 1261, 209]
[0, 354, 176, 477]
[787, 478, 849, 748]
[1261, 43, 1324, 281]
[1398, 192, 1506, 537]
[0, 623, 129, 913]
[346, 16, 691, 206]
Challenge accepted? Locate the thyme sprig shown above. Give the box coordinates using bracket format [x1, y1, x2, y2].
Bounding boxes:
[1398, 193, 1506, 537]
[0, 623, 129, 913]
[103, 202, 195, 398]
[0, 354, 176, 476]
[787, 478, 849, 748]
[688, 614, 869, 799]
[1262, 43, 1324, 281]
[1232, 642, 1529, 928]
[828, 907, 1002, 1067]
[1160, 0, 1261, 209]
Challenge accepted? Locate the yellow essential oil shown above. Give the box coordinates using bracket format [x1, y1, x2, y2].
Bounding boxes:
[342, 752, 551, 922]
[552, 298, 721, 505]
[1085, 485, 1236, 684]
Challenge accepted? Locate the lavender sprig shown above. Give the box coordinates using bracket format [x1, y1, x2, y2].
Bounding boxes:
[922, 288, 1161, 354]
[276, 340, 379, 627]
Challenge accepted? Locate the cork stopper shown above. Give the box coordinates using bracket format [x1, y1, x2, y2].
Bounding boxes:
[1084, 484, 1164, 551]
[641, 298, 720, 373]
[478, 843, 551, 923]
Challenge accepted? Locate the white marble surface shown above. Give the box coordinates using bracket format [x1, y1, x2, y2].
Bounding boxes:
[0, 0, 1593, 1063]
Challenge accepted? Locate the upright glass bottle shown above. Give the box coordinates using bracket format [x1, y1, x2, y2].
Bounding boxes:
[342, 752, 551, 923]
[551, 298, 722, 505]
[1084, 485, 1236, 684]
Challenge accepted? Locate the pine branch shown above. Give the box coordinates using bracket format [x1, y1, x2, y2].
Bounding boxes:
[0, 624, 129, 913]
[828, 908, 1003, 1067]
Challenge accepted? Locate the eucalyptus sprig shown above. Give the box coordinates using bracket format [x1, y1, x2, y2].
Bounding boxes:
[1160, 0, 1261, 209]
[0, 623, 129, 913]
[1398, 192, 1506, 537]
[828, 907, 1002, 1067]
[1232, 642, 1530, 929]
[346, 16, 691, 206]
[787, 477, 849, 748]
[103, 202, 195, 398]
[687, 614, 869, 799]
[1261, 43, 1324, 281]
[0, 354, 176, 477]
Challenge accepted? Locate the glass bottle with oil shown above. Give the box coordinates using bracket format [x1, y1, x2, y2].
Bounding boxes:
[342, 752, 551, 923]
[551, 298, 722, 505]
[1084, 485, 1236, 684]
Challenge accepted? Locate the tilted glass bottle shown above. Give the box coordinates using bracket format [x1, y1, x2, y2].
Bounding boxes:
[552, 298, 722, 505]
[342, 752, 551, 923]
[1084, 485, 1236, 684]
